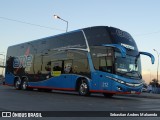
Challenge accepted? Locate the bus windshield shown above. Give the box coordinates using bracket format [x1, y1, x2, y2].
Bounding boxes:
[115, 52, 142, 79]
[91, 46, 142, 79]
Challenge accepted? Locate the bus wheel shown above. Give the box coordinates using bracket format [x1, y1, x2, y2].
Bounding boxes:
[14, 79, 21, 90]
[78, 79, 90, 96]
[21, 78, 33, 90]
[103, 93, 114, 98]
[21, 79, 28, 90]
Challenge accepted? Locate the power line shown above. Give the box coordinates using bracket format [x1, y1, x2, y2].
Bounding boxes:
[1, 16, 160, 37]
[134, 30, 160, 37]
[0, 16, 65, 32]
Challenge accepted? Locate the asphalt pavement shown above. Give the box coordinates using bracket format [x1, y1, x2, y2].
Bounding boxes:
[0, 84, 160, 120]
[117, 92, 160, 99]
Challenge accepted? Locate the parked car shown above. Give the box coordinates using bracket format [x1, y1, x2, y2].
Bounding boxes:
[141, 87, 147, 92]
[147, 85, 153, 93]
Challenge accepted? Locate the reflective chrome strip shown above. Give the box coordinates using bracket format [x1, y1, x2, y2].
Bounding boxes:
[66, 48, 88, 52]
[82, 30, 90, 52]
[106, 76, 118, 81]
[125, 83, 142, 87]
[106, 76, 142, 87]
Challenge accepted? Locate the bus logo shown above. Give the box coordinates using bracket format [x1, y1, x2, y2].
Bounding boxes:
[13, 55, 33, 70]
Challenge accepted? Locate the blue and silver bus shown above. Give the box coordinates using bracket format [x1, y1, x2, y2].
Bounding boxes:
[5, 26, 154, 97]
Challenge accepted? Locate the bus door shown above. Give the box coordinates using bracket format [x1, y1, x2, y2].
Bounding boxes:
[50, 60, 74, 88]
[99, 56, 113, 91]
[91, 56, 113, 91]
[50, 61, 63, 88]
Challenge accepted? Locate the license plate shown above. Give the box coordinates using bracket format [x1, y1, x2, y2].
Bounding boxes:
[131, 91, 136, 94]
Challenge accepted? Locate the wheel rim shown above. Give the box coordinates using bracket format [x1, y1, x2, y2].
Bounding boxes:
[22, 81, 27, 90]
[79, 82, 88, 95]
[15, 80, 20, 89]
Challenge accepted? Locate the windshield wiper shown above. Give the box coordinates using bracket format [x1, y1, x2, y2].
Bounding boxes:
[117, 71, 142, 79]
[127, 71, 142, 79]
[116, 71, 127, 77]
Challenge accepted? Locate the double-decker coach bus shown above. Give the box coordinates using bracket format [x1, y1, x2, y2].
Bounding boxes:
[5, 26, 155, 97]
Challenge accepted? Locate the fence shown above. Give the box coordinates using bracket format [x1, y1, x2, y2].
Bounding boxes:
[152, 87, 160, 94]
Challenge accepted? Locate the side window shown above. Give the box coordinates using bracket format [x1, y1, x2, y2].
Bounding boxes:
[34, 55, 41, 74]
[64, 60, 73, 74]
[73, 59, 90, 75]
[45, 61, 51, 71]
[99, 57, 107, 72]
[51, 61, 62, 76]
[93, 57, 113, 73]
[91, 47, 113, 73]
[106, 57, 113, 73]
[71, 51, 90, 77]
[52, 61, 62, 71]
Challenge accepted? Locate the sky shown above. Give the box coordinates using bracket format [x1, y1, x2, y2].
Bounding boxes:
[0, 0, 160, 84]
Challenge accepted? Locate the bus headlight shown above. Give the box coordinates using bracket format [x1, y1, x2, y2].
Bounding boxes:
[117, 80, 125, 84]
[106, 76, 143, 87]
[106, 76, 125, 84]
[125, 83, 143, 87]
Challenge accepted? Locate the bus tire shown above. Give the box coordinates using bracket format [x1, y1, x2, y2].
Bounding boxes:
[78, 79, 90, 96]
[21, 78, 33, 91]
[103, 93, 114, 98]
[14, 78, 21, 90]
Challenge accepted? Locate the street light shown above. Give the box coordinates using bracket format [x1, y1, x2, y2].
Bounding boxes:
[153, 49, 159, 83]
[54, 15, 68, 32]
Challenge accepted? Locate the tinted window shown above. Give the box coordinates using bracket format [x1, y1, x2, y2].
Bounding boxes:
[91, 46, 114, 73]
[84, 26, 112, 46]
[108, 27, 139, 56]
[48, 31, 86, 50]
[72, 51, 90, 77]
[64, 60, 73, 74]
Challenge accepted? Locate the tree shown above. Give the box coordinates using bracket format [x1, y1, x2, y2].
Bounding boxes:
[149, 79, 159, 87]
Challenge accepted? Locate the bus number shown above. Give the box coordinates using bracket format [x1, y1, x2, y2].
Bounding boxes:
[102, 82, 108, 88]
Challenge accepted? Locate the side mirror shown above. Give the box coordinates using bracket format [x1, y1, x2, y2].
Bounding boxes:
[139, 52, 155, 64]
